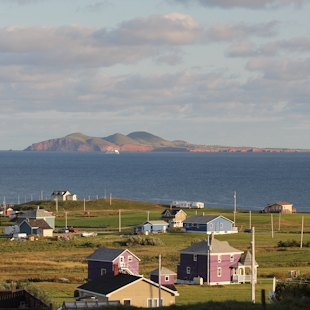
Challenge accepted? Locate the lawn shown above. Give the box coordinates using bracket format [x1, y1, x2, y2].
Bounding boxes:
[1, 199, 310, 309]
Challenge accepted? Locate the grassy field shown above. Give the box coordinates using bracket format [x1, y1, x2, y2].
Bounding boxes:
[1, 199, 310, 309]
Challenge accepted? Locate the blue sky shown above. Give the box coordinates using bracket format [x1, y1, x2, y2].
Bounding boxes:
[0, 0, 310, 150]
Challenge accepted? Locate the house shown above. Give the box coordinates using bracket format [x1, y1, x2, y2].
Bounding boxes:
[161, 208, 187, 228]
[182, 215, 238, 234]
[19, 219, 53, 237]
[170, 201, 204, 208]
[51, 190, 77, 201]
[17, 207, 55, 230]
[261, 202, 295, 214]
[177, 235, 258, 285]
[0, 289, 52, 310]
[149, 267, 177, 288]
[134, 220, 168, 235]
[76, 268, 179, 308]
[86, 248, 140, 280]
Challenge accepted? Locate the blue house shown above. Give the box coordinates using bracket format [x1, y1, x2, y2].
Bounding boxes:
[17, 207, 55, 230]
[134, 220, 168, 235]
[86, 248, 140, 280]
[182, 215, 237, 234]
[19, 219, 53, 237]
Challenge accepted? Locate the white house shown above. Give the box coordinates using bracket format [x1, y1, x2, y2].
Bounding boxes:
[51, 190, 77, 201]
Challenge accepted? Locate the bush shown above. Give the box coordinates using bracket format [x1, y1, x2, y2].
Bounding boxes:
[125, 236, 164, 246]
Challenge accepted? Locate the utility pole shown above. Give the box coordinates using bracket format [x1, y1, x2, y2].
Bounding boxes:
[233, 191, 236, 227]
[65, 211, 68, 229]
[158, 254, 162, 307]
[147, 211, 150, 221]
[300, 216, 304, 248]
[110, 193, 112, 206]
[119, 209, 121, 232]
[249, 211, 251, 229]
[271, 214, 274, 238]
[84, 198, 86, 212]
[56, 196, 58, 213]
[251, 227, 256, 303]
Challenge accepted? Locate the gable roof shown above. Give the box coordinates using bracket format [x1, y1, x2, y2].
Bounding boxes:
[18, 208, 55, 219]
[139, 220, 168, 226]
[21, 219, 52, 229]
[51, 190, 71, 196]
[179, 238, 243, 255]
[86, 248, 141, 262]
[77, 272, 178, 297]
[183, 215, 233, 224]
[161, 209, 187, 217]
[149, 267, 176, 276]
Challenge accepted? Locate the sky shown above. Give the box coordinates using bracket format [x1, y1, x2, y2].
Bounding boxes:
[0, 0, 310, 150]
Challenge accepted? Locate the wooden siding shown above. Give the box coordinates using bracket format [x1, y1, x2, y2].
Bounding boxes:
[108, 279, 176, 307]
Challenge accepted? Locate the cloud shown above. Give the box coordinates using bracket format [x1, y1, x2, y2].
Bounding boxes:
[76, 1, 113, 12]
[0, 0, 43, 5]
[246, 57, 310, 80]
[206, 21, 279, 42]
[167, 0, 309, 9]
[261, 37, 310, 56]
[0, 13, 203, 68]
[226, 40, 258, 57]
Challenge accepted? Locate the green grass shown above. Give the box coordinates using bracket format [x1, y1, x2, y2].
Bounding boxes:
[2, 199, 310, 309]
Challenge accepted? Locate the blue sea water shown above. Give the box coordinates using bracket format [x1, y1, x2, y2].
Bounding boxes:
[0, 151, 309, 212]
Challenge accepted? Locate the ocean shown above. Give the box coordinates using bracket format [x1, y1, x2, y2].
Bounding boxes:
[0, 151, 309, 212]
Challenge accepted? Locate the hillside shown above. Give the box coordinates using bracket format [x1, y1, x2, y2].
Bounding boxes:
[24, 131, 310, 152]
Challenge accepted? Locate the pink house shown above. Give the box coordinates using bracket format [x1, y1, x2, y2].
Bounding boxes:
[177, 235, 258, 285]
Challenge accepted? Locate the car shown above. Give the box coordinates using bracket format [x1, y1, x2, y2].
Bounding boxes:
[69, 227, 78, 233]
[58, 228, 69, 233]
[243, 228, 252, 233]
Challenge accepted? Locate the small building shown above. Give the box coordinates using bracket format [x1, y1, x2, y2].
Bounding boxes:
[134, 220, 168, 235]
[76, 270, 179, 307]
[149, 267, 176, 288]
[161, 208, 187, 228]
[86, 248, 140, 280]
[170, 201, 204, 208]
[261, 202, 295, 214]
[51, 190, 77, 201]
[17, 207, 55, 230]
[177, 235, 257, 285]
[19, 219, 53, 237]
[182, 215, 238, 234]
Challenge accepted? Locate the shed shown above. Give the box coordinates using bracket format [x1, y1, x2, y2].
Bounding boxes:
[134, 220, 168, 235]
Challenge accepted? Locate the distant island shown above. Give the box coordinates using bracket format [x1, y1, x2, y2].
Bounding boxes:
[24, 131, 310, 153]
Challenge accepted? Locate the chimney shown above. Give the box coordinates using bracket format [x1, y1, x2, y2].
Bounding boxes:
[113, 264, 119, 276]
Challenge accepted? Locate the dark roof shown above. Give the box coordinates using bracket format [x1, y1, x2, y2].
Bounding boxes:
[77, 272, 179, 297]
[86, 248, 125, 262]
[179, 238, 243, 255]
[161, 209, 186, 217]
[22, 219, 52, 229]
[77, 272, 141, 296]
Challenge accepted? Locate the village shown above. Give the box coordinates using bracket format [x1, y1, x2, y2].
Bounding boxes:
[0, 191, 308, 310]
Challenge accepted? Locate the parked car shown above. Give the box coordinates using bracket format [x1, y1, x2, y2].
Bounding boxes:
[69, 227, 78, 233]
[243, 228, 252, 233]
[58, 228, 69, 233]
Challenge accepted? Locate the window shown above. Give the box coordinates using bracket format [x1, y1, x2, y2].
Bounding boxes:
[217, 267, 222, 277]
[101, 268, 106, 275]
[210, 223, 213, 229]
[165, 276, 169, 282]
[147, 298, 163, 308]
[123, 299, 131, 305]
[218, 255, 221, 263]
[230, 254, 234, 262]
[186, 267, 191, 274]
[193, 254, 197, 261]
[128, 255, 132, 262]
[220, 223, 223, 228]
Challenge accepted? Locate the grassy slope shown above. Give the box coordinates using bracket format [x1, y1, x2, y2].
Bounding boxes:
[1, 199, 310, 309]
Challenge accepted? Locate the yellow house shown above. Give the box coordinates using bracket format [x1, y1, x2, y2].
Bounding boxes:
[76, 270, 179, 307]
